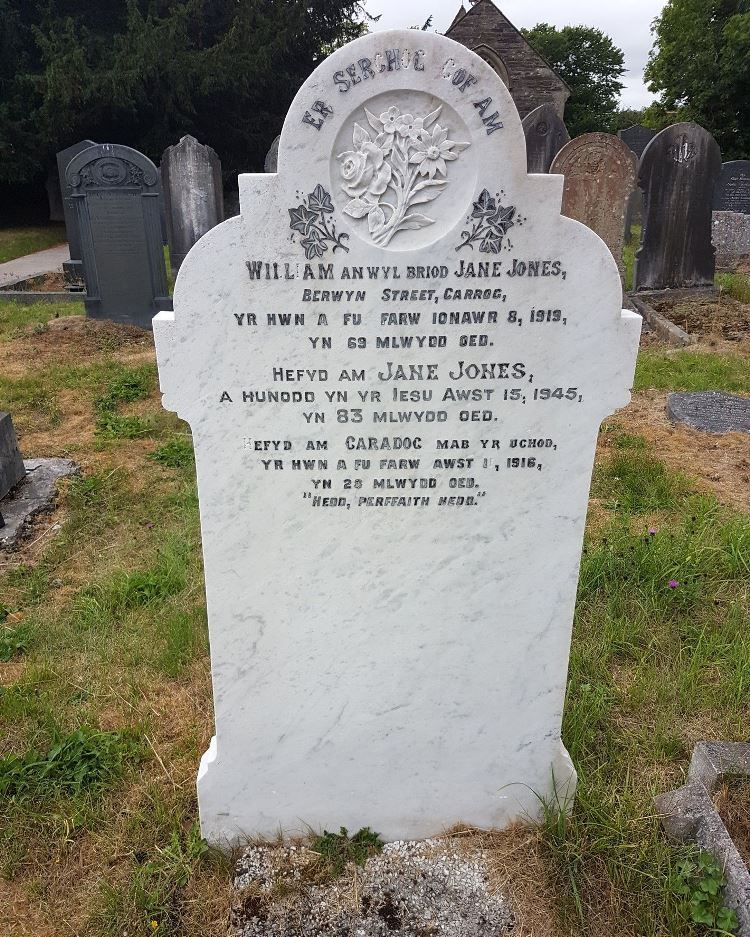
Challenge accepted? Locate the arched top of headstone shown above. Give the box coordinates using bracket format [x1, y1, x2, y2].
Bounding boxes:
[264, 135, 280, 173]
[639, 121, 721, 180]
[66, 143, 160, 191]
[522, 102, 570, 174]
[163, 134, 220, 162]
[714, 160, 750, 213]
[552, 132, 636, 179]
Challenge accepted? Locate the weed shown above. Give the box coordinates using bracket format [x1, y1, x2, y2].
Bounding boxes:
[310, 826, 384, 877]
[95, 412, 151, 438]
[670, 851, 739, 933]
[636, 351, 750, 394]
[593, 450, 692, 512]
[94, 365, 155, 439]
[150, 435, 195, 469]
[0, 620, 33, 662]
[716, 271, 750, 305]
[613, 431, 647, 450]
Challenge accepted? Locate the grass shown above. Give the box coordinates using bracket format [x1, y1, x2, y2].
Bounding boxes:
[0, 298, 85, 339]
[0, 224, 67, 264]
[622, 224, 640, 292]
[1, 297, 749, 936]
[717, 271, 750, 304]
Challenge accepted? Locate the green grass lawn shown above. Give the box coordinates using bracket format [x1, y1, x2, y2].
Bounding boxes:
[0, 303, 749, 935]
[0, 225, 67, 264]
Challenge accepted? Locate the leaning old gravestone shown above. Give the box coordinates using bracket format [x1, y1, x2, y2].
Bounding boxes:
[667, 392, 750, 434]
[522, 102, 570, 174]
[264, 135, 280, 173]
[634, 122, 722, 292]
[713, 160, 750, 213]
[161, 135, 224, 275]
[0, 413, 25, 502]
[57, 139, 96, 288]
[154, 29, 641, 846]
[618, 124, 656, 160]
[66, 143, 171, 329]
[551, 133, 636, 279]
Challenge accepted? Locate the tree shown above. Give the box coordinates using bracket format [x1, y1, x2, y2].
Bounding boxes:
[521, 23, 625, 137]
[0, 0, 368, 192]
[645, 0, 750, 158]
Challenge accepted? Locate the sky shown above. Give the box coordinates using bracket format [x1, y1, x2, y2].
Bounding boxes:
[370, 0, 666, 109]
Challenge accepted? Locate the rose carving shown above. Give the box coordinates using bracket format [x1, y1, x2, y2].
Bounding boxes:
[337, 105, 470, 247]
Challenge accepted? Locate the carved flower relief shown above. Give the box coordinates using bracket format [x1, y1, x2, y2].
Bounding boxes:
[337, 104, 470, 247]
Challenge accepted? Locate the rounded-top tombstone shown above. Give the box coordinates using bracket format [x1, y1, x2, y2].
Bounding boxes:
[713, 160, 750, 214]
[551, 133, 637, 279]
[66, 143, 171, 329]
[522, 102, 570, 174]
[618, 124, 656, 160]
[634, 121, 722, 292]
[153, 29, 640, 847]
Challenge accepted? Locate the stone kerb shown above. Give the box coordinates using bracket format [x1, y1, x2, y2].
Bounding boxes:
[154, 29, 640, 847]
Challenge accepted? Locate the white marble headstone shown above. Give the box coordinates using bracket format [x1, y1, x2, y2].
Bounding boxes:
[154, 30, 640, 847]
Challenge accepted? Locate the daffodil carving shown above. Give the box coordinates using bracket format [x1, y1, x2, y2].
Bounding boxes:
[337, 105, 470, 247]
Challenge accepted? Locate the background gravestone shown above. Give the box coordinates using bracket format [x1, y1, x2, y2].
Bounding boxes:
[667, 392, 750, 434]
[713, 160, 750, 213]
[712, 212, 750, 268]
[0, 413, 25, 501]
[522, 102, 570, 173]
[66, 143, 171, 329]
[618, 124, 657, 160]
[551, 133, 636, 279]
[634, 122, 722, 292]
[154, 29, 640, 846]
[161, 135, 224, 275]
[57, 139, 96, 288]
[264, 135, 280, 173]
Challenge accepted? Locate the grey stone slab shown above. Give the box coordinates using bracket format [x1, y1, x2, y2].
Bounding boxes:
[655, 741, 750, 936]
[522, 102, 569, 173]
[57, 140, 96, 268]
[628, 296, 694, 346]
[161, 135, 224, 274]
[667, 391, 750, 433]
[0, 413, 25, 500]
[618, 124, 656, 159]
[0, 458, 78, 549]
[634, 122, 722, 291]
[713, 211, 750, 266]
[65, 143, 171, 329]
[264, 135, 280, 173]
[714, 160, 750, 213]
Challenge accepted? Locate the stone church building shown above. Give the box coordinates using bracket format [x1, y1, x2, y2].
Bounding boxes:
[446, 0, 570, 120]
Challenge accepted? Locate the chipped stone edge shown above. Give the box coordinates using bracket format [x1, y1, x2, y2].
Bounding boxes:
[654, 741, 750, 935]
[0, 458, 79, 550]
[628, 294, 695, 347]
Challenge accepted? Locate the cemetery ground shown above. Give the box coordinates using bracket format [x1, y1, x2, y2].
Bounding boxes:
[0, 296, 749, 937]
[0, 225, 67, 264]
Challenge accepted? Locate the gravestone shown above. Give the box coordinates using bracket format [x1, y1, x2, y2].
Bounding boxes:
[712, 212, 750, 268]
[551, 133, 637, 279]
[264, 135, 280, 173]
[618, 124, 656, 160]
[0, 413, 25, 502]
[57, 139, 97, 288]
[624, 188, 644, 244]
[161, 135, 224, 275]
[713, 160, 750, 213]
[634, 122, 722, 292]
[667, 392, 750, 434]
[45, 168, 64, 222]
[154, 29, 641, 846]
[66, 143, 171, 329]
[522, 102, 570, 173]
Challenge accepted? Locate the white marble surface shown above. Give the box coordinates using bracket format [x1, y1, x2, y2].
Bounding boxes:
[153, 30, 641, 847]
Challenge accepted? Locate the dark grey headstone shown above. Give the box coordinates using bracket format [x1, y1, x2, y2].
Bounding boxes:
[0, 413, 25, 501]
[667, 392, 750, 434]
[624, 188, 643, 244]
[264, 135, 280, 173]
[522, 103, 569, 174]
[713, 160, 750, 213]
[57, 140, 96, 263]
[634, 122, 722, 292]
[618, 125, 657, 160]
[45, 167, 64, 222]
[65, 143, 171, 329]
[161, 135, 224, 274]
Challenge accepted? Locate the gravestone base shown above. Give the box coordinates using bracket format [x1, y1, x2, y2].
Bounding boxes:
[667, 392, 750, 434]
[0, 459, 78, 549]
[84, 294, 173, 330]
[63, 260, 86, 292]
[229, 839, 515, 937]
[634, 286, 718, 303]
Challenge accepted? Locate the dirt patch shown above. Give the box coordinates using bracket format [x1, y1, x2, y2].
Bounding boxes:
[602, 390, 750, 514]
[0, 878, 60, 937]
[651, 295, 750, 343]
[714, 777, 750, 867]
[33, 314, 151, 354]
[0, 271, 68, 293]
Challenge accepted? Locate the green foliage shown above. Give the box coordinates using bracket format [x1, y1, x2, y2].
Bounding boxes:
[521, 23, 625, 135]
[0, 621, 33, 662]
[717, 271, 750, 304]
[645, 0, 750, 159]
[94, 365, 155, 439]
[310, 826, 384, 877]
[670, 851, 739, 933]
[0, 728, 136, 800]
[0, 224, 66, 262]
[150, 435, 195, 469]
[0, 0, 368, 187]
[635, 351, 750, 394]
[593, 450, 692, 512]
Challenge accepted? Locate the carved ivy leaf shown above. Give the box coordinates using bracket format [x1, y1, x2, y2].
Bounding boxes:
[308, 184, 334, 214]
[398, 213, 434, 231]
[352, 123, 371, 148]
[422, 106, 442, 128]
[365, 108, 384, 132]
[368, 206, 385, 233]
[343, 198, 373, 219]
[289, 204, 318, 235]
[471, 188, 496, 219]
